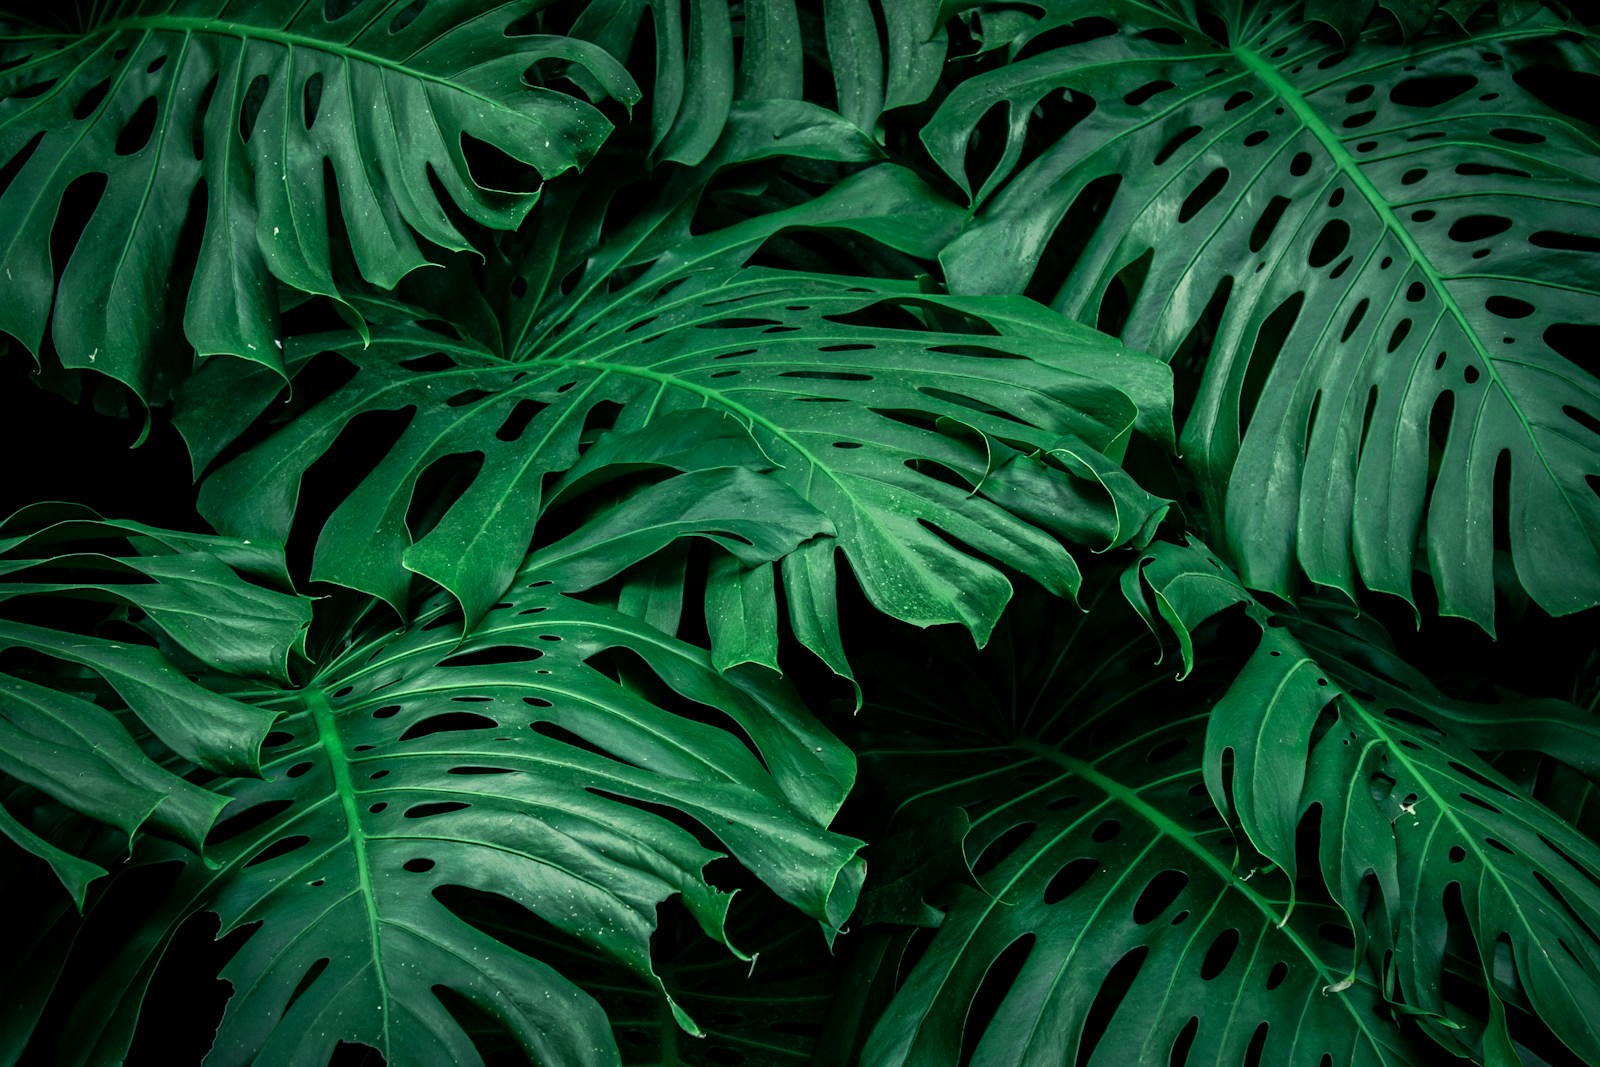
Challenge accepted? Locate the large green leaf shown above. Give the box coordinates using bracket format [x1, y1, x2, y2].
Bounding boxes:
[1127, 537, 1600, 1062]
[20, 504, 863, 1065]
[930, 1, 1600, 629]
[176, 157, 1172, 689]
[0, 0, 637, 399]
[834, 585, 1428, 1066]
[450, 893, 845, 1066]
[559, 0, 947, 164]
[0, 504, 305, 899]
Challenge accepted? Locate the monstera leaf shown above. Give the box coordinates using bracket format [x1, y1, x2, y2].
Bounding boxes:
[929, 1, 1600, 630]
[0, 503, 306, 901]
[560, 0, 947, 163]
[833, 583, 1429, 1066]
[450, 892, 846, 1066]
[1127, 537, 1600, 1062]
[175, 158, 1172, 689]
[1305, 0, 1546, 44]
[10, 474, 865, 1066]
[0, 0, 636, 399]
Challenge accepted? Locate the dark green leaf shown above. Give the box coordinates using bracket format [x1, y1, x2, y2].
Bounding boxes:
[41, 555, 863, 1065]
[1127, 537, 1600, 1062]
[0, 0, 637, 399]
[840, 585, 1427, 1066]
[931, 3, 1600, 630]
[178, 163, 1170, 687]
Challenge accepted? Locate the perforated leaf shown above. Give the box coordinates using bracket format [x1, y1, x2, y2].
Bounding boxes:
[0, 0, 636, 399]
[176, 162, 1171, 688]
[562, 0, 945, 164]
[931, 1, 1600, 630]
[0, 505, 302, 897]
[840, 586, 1426, 1066]
[32, 532, 862, 1066]
[1127, 537, 1600, 1062]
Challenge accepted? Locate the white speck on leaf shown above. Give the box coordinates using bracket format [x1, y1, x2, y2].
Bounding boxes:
[88, 348, 97, 363]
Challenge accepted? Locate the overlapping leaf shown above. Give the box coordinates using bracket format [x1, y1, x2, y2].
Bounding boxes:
[560, 0, 946, 164]
[0, 504, 305, 900]
[0, 0, 636, 399]
[931, 1, 1600, 629]
[454, 895, 844, 1066]
[176, 161, 1172, 688]
[18, 493, 864, 1066]
[835, 587, 1426, 1066]
[1128, 537, 1600, 1062]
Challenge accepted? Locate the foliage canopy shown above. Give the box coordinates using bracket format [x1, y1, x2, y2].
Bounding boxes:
[2, 1, 1599, 1065]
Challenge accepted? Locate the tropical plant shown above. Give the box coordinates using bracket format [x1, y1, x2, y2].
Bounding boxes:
[1, 0, 1598, 1065]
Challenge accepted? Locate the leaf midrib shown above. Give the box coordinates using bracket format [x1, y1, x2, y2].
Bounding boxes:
[1015, 737, 1401, 1057]
[305, 685, 392, 1055]
[1228, 42, 1556, 476]
[89, 14, 518, 116]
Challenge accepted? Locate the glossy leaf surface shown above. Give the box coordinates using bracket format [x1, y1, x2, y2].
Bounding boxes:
[0, 505, 301, 898]
[932, 2, 1600, 629]
[29, 516, 863, 1066]
[1128, 538, 1600, 1062]
[841, 586, 1426, 1066]
[177, 162, 1171, 684]
[0, 0, 635, 398]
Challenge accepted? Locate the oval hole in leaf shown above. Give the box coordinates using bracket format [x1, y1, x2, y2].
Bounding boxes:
[1531, 231, 1600, 254]
[1307, 220, 1350, 268]
[115, 97, 158, 156]
[1249, 196, 1291, 253]
[1014, 17, 1118, 61]
[1169, 1016, 1200, 1066]
[1200, 929, 1241, 980]
[1389, 74, 1477, 108]
[1043, 857, 1098, 905]
[495, 398, 547, 442]
[1154, 125, 1202, 166]
[1133, 870, 1189, 923]
[1449, 215, 1512, 242]
[972, 821, 1036, 876]
[1243, 1022, 1270, 1067]
[1124, 80, 1175, 107]
[400, 711, 499, 740]
[960, 934, 1037, 1066]
[1486, 295, 1534, 319]
[1239, 293, 1304, 435]
[437, 645, 541, 668]
[1077, 946, 1148, 1065]
[1340, 298, 1369, 343]
[283, 957, 330, 1015]
[404, 802, 469, 819]
[1178, 168, 1229, 223]
[238, 74, 270, 142]
[405, 450, 484, 541]
[245, 835, 310, 867]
